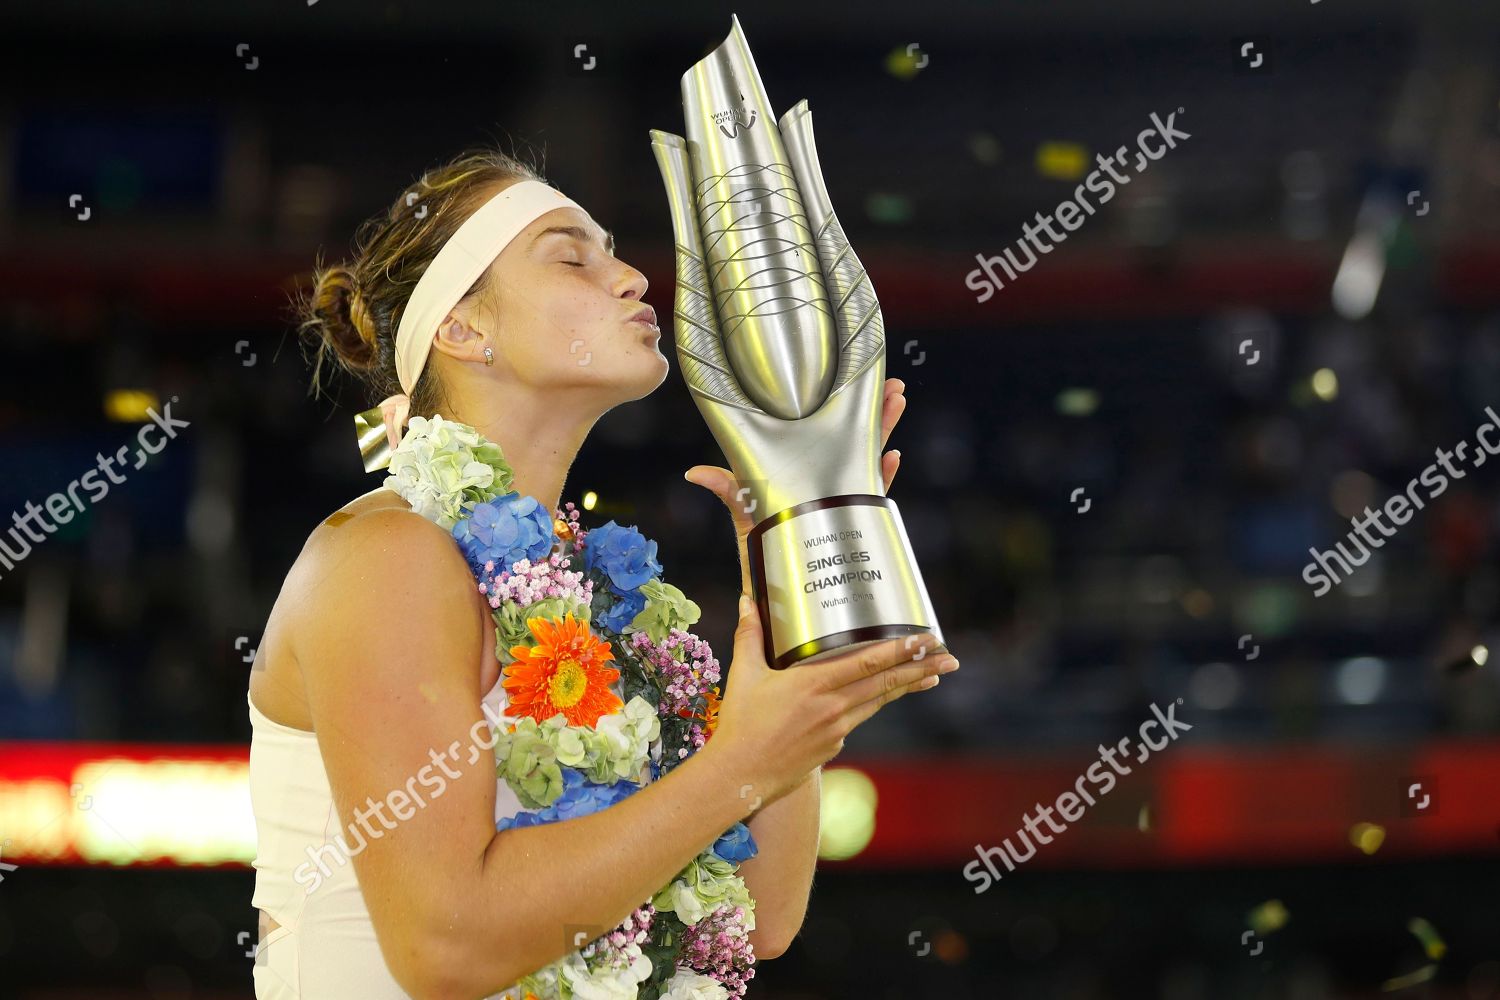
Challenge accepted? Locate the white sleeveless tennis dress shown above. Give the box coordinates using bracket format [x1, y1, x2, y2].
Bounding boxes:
[248, 673, 528, 998]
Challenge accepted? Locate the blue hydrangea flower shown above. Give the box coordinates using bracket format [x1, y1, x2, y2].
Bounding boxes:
[452, 492, 556, 578]
[495, 809, 551, 832]
[596, 584, 648, 634]
[496, 766, 641, 832]
[552, 767, 641, 821]
[710, 821, 758, 864]
[581, 520, 663, 593]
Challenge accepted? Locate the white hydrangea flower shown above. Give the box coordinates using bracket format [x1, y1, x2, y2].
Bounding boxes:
[659, 969, 729, 1000]
[590, 697, 660, 779]
[382, 414, 514, 530]
[652, 854, 755, 931]
[556, 948, 652, 1000]
[653, 879, 707, 927]
[553, 728, 588, 768]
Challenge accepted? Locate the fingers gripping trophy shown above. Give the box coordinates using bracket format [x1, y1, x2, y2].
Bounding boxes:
[651, 15, 945, 669]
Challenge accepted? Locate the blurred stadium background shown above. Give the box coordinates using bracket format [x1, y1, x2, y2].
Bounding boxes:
[2, 0, 1500, 996]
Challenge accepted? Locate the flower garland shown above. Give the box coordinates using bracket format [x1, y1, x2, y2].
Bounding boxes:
[384, 415, 758, 1000]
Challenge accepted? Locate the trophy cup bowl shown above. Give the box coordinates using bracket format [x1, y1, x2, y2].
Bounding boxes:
[650, 14, 945, 668]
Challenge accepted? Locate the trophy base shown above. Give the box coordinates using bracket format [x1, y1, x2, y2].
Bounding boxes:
[747, 494, 944, 670]
[782, 624, 948, 670]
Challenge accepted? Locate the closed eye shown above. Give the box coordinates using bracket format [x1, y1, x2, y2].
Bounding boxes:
[559, 261, 585, 268]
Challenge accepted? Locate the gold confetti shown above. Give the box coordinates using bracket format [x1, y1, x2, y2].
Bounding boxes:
[883, 46, 926, 81]
[1035, 141, 1089, 181]
[1407, 917, 1446, 960]
[1350, 822, 1386, 855]
[1381, 963, 1437, 991]
[103, 389, 161, 422]
[418, 682, 440, 705]
[1137, 803, 1151, 832]
[1246, 899, 1289, 935]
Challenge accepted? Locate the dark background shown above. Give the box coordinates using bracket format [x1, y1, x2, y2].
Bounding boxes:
[2, 0, 1499, 997]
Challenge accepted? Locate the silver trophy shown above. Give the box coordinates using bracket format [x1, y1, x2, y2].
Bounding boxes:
[650, 14, 944, 669]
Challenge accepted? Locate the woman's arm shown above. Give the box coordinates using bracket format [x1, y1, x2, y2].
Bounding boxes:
[735, 765, 821, 959]
[677, 377, 911, 960]
[294, 508, 766, 997]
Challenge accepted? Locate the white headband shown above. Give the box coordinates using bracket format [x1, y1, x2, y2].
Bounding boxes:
[394, 179, 584, 395]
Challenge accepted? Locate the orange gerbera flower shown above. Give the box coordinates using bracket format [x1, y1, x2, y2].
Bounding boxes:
[699, 687, 722, 738]
[503, 612, 621, 727]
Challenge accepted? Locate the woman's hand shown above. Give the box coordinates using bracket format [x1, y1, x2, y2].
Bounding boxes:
[683, 377, 908, 595]
[709, 592, 956, 810]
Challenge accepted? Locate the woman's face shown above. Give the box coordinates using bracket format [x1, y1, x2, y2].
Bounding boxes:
[467, 202, 669, 402]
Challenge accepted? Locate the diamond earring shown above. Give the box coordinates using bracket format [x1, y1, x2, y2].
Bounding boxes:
[483, 346, 494, 366]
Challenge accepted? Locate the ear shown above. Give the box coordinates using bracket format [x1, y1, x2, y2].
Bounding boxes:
[429, 313, 480, 361]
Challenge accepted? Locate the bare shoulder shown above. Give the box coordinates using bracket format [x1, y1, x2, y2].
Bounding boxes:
[251, 486, 483, 728]
[312, 486, 436, 544]
[278, 488, 482, 650]
[291, 487, 466, 600]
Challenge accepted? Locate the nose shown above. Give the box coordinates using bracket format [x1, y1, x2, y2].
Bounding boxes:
[613, 259, 649, 302]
